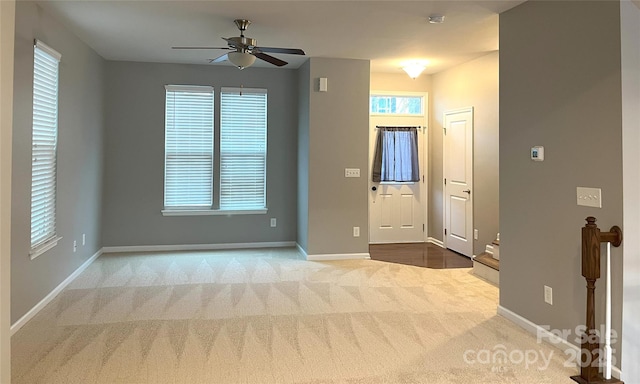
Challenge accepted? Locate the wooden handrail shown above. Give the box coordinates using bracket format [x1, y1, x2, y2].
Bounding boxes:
[571, 216, 623, 384]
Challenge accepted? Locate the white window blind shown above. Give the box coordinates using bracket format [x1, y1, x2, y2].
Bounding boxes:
[164, 85, 214, 208]
[31, 41, 61, 252]
[220, 87, 267, 210]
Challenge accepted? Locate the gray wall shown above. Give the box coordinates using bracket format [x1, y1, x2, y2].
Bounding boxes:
[0, 0, 16, 378]
[12, 1, 105, 323]
[620, 1, 640, 379]
[431, 52, 499, 255]
[299, 58, 370, 256]
[297, 60, 310, 251]
[102, 61, 298, 247]
[500, 0, 623, 365]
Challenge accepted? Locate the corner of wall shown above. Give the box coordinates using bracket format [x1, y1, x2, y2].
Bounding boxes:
[0, 0, 16, 380]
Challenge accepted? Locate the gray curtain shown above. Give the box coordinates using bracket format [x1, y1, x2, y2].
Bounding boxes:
[372, 127, 420, 182]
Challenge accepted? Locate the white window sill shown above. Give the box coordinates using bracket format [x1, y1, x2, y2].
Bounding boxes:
[162, 209, 268, 216]
[30, 236, 62, 260]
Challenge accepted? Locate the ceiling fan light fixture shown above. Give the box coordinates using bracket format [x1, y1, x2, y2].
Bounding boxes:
[228, 51, 256, 69]
[402, 63, 426, 79]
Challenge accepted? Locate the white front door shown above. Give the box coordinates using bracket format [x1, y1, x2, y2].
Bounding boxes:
[444, 107, 473, 256]
[369, 113, 426, 244]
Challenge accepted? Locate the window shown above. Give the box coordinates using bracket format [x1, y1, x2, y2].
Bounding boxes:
[30, 40, 62, 259]
[163, 86, 267, 215]
[372, 127, 420, 183]
[220, 87, 267, 210]
[164, 85, 214, 209]
[370, 95, 423, 115]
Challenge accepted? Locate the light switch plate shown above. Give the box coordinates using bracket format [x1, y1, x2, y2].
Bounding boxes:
[345, 168, 360, 178]
[544, 285, 553, 305]
[577, 187, 602, 208]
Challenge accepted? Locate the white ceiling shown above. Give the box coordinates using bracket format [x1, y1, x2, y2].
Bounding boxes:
[37, 0, 525, 75]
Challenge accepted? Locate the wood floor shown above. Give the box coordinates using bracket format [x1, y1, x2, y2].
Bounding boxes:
[369, 242, 473, 269]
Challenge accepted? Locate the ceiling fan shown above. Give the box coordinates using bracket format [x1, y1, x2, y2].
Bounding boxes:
[172, 19, 305, 69]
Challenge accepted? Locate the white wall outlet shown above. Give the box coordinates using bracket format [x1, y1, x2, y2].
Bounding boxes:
[353, 226, 360, 237]
[73, 240, 77, 253]
[544, 285, 553, 305]
[474, 229, 479, 240]
[345, 168, 360, 178]
[82, 233, 86, 246]
[576, 187, 602, 208]
[270, 218, 277, 228]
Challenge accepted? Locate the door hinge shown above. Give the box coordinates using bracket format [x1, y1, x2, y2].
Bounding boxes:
[422, 175, 425, 183]
[445, 229, 447, 236]
[443, 127, 447, 135]
[422, 224, 425, 232]
[444, 178, 447, 185]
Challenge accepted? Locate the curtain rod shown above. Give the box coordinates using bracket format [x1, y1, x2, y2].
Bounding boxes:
[375, 125, 421, 129]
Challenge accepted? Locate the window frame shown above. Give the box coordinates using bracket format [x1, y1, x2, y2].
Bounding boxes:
[370, 92, 425, 117]
[370, 91, 427, 187]
[161, 85, 268, 216]
[163, 85, 215, 211]
[30, 40, 62, 259]
[219, 87, 268, 212]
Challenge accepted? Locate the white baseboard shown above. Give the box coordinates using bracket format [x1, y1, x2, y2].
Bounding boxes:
[296, 243, 370, 261]
[102, 241, 296, 254]
[427, 237, 444, 248]
[497, 305, 622, 380]
[306, 253, 371, 261]
[11, 248, 102, 336]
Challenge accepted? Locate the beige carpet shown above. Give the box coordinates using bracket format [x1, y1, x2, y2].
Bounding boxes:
[12, 248, 578, 383]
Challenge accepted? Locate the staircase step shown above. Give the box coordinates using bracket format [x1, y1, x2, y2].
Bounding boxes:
[474, 252, 499, 271]
[492, 239, 500, 247]
[473, 260, 499, 286]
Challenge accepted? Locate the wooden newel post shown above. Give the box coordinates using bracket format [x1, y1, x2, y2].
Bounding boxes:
[581, 217, 601, 382]
[571, 216, 623, 384]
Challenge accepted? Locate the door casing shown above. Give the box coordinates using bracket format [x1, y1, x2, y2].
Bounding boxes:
[368, 91, 429, 244]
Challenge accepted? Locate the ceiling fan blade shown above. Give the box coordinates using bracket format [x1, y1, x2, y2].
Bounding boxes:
[172, 46, 231, 50]
[256, 47, 305, 55]
[209, 53, 229, 63]
[253, 52, 288, 67]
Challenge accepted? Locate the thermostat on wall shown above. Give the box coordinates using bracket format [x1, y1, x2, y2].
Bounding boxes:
[531, 146, 544, 161]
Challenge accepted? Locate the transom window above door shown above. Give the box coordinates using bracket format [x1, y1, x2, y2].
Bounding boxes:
[370, 95, 424, 116]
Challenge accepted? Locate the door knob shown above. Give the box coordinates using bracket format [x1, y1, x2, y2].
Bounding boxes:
[371, 186, 377, 191]
[463, 189, 471, 194]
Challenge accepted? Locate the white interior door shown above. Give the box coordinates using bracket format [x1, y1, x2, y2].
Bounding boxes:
[369, 113, 426, 244]
[444, 107, 473, 256]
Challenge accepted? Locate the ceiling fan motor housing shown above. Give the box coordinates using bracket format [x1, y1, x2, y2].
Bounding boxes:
[227, 36, 256, 50]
